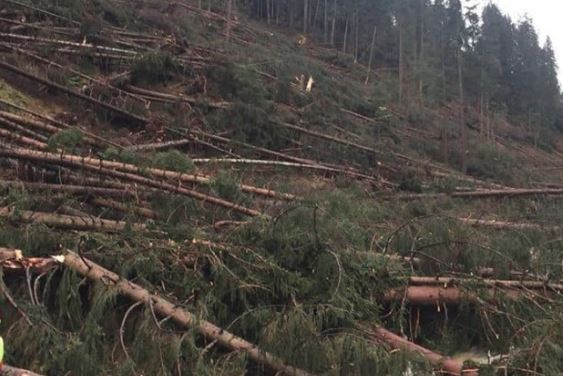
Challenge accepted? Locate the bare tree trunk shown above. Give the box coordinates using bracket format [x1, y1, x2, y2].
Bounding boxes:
[368, 327, 478, 376]
[418, 0, 424, 99]
[225, 0, 233, 41]
[323, 0, 328, 43]
[266, 0, 271, 24]
[60, 252, 313, 376]
[342, 15, 348, 53]
[312, 0, 320, 30]
[365, 25, 377, 85]
[458, 50, 466, 174]
[303, 0, 308, 33]
[0, 207, 145, 232]
[398, 16, 404, 106]
[330, 0, 336, 45]
[354, 9, 359, 63]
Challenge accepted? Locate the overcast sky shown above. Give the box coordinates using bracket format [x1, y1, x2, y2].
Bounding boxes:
[466, 0, 563, 85]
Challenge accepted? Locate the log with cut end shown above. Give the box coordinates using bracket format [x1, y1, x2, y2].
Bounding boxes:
[382, 285, 549, 305]
[59, 251, 313, 376]
[0, 147, 262, 217]
[368, 326, 478, 376]
[0, 207, 145, 232]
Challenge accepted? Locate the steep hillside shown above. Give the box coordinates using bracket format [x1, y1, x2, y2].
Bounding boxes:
[0, 1, 562, 375]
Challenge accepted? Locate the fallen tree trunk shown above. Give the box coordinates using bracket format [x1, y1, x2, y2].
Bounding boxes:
[0, 207, 145, 232]
[2, 146, 293, 200]
[382, 285, 548, 305]
[0, 147, 262, 217]
[458, 217, 562, 232]
[185, 129, 382, 183]
[368, 326, 477, 376]
[0, 61, 147, 125]
[0, 180, 144, 199]
[0, 115, 49, 142]
[407, 276, 563, 291]
[89, 197, 157, 219]
[0, 127, 48, 149]
[394, 188, 563, 201]
[124, 85, 231, 110]
[0, 99, 120, 149]
[0, 33, 137, 55]
[0, 364, 44, 376]
[59, 251, 313, 376]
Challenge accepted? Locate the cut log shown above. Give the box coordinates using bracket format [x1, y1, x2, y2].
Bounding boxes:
[458, 218, 562, 232]
[0, 147, 262, 217]
[0, 207, 145, 232]
[382, 285, 549, 305]
[367, 326, 478, 376]
[59, 251, 313, 376]
[0, 115, 49, 142]
[0, 363, 44, 376]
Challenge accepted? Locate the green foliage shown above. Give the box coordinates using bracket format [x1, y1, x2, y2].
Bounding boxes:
[397, 168, 423, 193]
[466, 144, 517, 183]
[100, 147, 140, 165]
[47, 129, 83, 151]
[131, 52, 178, 85]
[151, 150, 194, 173]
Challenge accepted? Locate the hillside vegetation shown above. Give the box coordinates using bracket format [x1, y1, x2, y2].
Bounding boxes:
[0, 0, 562, 375]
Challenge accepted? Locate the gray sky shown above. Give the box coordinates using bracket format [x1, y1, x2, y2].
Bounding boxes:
[468, 0, 563, 85]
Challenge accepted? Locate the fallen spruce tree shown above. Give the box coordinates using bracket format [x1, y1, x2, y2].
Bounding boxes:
[56, 251, 313, 376]
[0, 207, 146, 233]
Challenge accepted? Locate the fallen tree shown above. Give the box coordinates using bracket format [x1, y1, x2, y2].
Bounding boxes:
[0, 207, 145, 232]
[382, 285, 550, 306]
[0, 147, 262, 217]
[367, 326, 478, 376]
[58, 251, 313, 376]
[458, 217, 562, 232]
[0, 60, 147, 125]
[393, 188, 563, 201]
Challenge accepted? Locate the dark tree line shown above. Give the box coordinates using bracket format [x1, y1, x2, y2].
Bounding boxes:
[241, 0, 561, 130]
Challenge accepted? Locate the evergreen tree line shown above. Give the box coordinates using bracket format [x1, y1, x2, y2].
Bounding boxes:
[241, 0, 561, 129]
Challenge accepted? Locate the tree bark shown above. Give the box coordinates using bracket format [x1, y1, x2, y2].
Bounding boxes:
[368, 327, 478, 376]
[303, 0, 308, 34]
[60, 251, 313, 376]
[365, 25, 377, 85]
[0, 147, 262, 216]
[342, 15, 348, 53]
[225, 0, 233, 42]
[458, 50, 466, 174]
[330, 0, 336, 45]
[0, 207, 145, 232]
